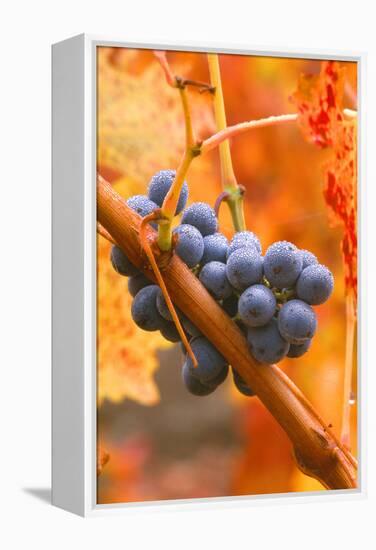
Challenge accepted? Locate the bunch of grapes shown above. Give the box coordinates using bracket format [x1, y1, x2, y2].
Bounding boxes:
[110, 170, 334, 398]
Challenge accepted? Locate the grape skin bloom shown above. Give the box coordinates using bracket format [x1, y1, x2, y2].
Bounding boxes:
[300, 249, 318, 270]
[238, 284, 276, 328]
[173, 224, 204, 268]
[247, 318, 290, 364]
[147, 169, 188, 215]
[181, 202, 218, 236]
[201, 233, 229, 265]
[131, 285, 165, 332]
[296, 264, 334, 305]
[226, 247, 264, 291]
[110, 245, 139, 277]
[199, 261, 233, 300]
[278, 299, 317, 344]
[264, 241, 303, 289]
[227, 230, 262, 258]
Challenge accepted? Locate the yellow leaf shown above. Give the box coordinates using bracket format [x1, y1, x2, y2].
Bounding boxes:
[97, 235, 172, 406]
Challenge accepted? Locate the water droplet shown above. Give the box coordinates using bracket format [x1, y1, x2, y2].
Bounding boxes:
[349, 391, 356, 405]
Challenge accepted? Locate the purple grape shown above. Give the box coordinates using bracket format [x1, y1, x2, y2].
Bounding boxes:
[227, 230, 262, 258]
[181, 202, 218, 236]
[287, 339, 312, 358]
[199, 261, 233, 300]
[264, 241, 303, 289]
[300, 249, 318, 269]
[232, 368, 255, 397]
[296, 264, 334, 305]
[238, 284, 276, 327]
[247, 318, 290, 363]
[185, 336, 228, 384]
[127, 273, 153, 297]
[173, 224, 204, 267]
[278, 299, 317, 344]
[226, 247, 263, 291]
[147, 169, 188, 214]
[201, 233, 229, 265]
[160, 320, 181, 343]
[182, 362, 216, 396]
[131, 285, 165, 331]
[110, 245, 139, 277]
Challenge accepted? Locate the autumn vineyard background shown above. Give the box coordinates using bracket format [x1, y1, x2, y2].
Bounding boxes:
[96, 47, 357, 503]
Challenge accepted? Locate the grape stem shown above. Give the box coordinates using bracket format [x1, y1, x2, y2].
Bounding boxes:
[341, 292, 356, 449]
[97, 174, 357, 490]
[207, 53, 246, 232]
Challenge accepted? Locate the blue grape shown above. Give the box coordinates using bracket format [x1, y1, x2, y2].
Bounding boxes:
[263, 241, 303, 289]
[155, 289, 200, 337]
[181, 202, 218, 236]
[173, 224, 204, 267]
[147, 169, 188, 214]
[296, 264, 334, 305]
[206, 363, 229, 387]
[181, 362, 216, 396]
[126, 194, 158, 218]
[232, 368, 255, 397]
[300, 249, 318, 269]
[247, 318, 290, 363]
[227, 230, 262, 258]
[278, 299, 317, 344]
[226, 247, 263, 291]
[287, 339, 312, 358]
[199, 261, 233, 300]
[110, 245, 139, 277]
[155, 287, 174, 320]
[185, 336, 228, 384]
[238, 284, 276, 327]
[131, 285, 165, 331]
[126, 194, 158, 229]
[222, 294, 239, 318]
[181, 317, 201, 338]
[201, 233, 229, 265]
[127, 273, 153, 297]
[160, 320, 181, 343]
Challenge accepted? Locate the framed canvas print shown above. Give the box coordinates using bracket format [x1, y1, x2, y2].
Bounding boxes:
[52, 34, 364, 517]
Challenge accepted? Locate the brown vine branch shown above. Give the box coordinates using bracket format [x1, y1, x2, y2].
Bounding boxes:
[97, 174, 357, 490]
[139, 212, 198, 368]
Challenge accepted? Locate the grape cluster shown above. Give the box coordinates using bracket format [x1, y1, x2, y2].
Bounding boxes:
[110, 169, 334, 399]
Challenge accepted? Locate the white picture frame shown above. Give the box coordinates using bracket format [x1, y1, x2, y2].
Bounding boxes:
[52, 34, 365, 517]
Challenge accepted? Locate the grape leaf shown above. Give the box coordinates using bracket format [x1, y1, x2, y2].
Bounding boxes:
[97, 232, 172, 406]
[292, 61, 357, 302]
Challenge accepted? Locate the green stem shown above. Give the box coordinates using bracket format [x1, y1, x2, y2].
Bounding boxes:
[157, 220, 173, 252]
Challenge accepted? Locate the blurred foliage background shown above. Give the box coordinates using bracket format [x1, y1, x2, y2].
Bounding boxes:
[96, 47, 357, 504]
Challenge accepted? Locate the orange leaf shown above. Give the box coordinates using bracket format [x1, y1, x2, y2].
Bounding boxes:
[292, 61, 357, 302]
